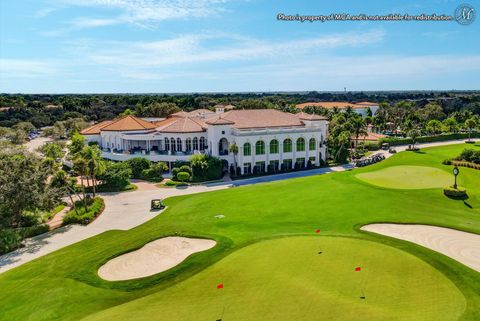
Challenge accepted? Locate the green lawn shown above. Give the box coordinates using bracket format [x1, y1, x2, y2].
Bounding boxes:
[84, 237, 466, 321]
[0, 143, 479, 321]
[356, 165, 452, 189]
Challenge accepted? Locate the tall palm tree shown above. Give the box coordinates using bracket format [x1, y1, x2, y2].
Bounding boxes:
[50, 170, 80, 215]
[73, 156, 89, 209]
[228, 143, 239, 175]
[81, 146, 105, 198]
[350, 117, 367, 151]
[465, 118, 477, 142]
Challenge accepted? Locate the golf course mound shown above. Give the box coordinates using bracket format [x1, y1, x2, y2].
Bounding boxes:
[356, 165, 451, 189]
[86, 237, 465, 321]
[98, 237, 216, 281]
[361, 224, 480, 272]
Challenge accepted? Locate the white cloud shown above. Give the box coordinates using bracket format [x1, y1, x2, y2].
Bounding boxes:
[66, 29, 386, 69]
[0, 59, 61, 78]
[57, 0, 231, 29]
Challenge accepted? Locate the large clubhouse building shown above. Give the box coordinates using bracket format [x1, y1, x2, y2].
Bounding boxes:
[81, 107, 328, 175]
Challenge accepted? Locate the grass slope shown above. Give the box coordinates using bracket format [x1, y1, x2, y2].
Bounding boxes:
[0, 143, 479, 321]
[84, 237, 465, 321]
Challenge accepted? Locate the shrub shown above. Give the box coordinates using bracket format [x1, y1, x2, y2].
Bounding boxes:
[63, 197, 105, 225]
[97, 161, 131, 189]
[179, 165, 192, 174]
[379, 132, 480, 146]
[165, 180, 178, 186]
[0, 229, 22, 255]
[190, 154, 223, 182]
[126, 157, 151, 178]
[443, 186, 468, 199]
[171, 167, 180, 180]
[455, 149, 480, 164]
[177, 171, 190, 182]
[19, 224, 49, 238]
[140, 162, 167, 182]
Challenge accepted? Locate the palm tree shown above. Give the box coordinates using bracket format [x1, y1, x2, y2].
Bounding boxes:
[50, 170, 80, 215]
[228, 143, 239, 175]
[73, 156, 89, 209]
[464, 118, 477, 142]
[81, 146, 106, 198]
[408, 129, 421, 150]
[350, 117, 367, 151]
[426, 119, 442, 135]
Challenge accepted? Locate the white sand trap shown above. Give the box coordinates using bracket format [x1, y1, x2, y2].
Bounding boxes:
[98, 237, 216, 281]
[362, 224, 480, 272]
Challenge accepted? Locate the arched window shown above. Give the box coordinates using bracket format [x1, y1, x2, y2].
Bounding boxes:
[283, 139, 292, 153]
[177, 138, 182, 152]
[171, 138, 176, 152]
[309, 138, 316, 151]
[199, 137, 206, 150]
[186, 138, 192, 152]
[255, 141, 265, 155]
[193, 137, 199, 150]
[269, 139, 279, 154]
[165, 137, 170, 151]
[218, 138, 228, 155]
[296, 138, 305, 152]
[243, 142, 251, 156]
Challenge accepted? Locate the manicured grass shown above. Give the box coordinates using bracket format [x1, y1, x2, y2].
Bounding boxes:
[0, 143, 479, 321]
[85, 237, 466, 321]
[356, 165, 452, 189]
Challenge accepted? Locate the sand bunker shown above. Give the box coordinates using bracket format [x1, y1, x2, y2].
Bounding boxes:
[98, 237, 216, 281]
[362, 224, 480, 272]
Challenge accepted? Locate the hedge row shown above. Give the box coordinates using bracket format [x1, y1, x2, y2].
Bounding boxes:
[444, 160, 480, 170]
[380, 132, 480, 146]
[63, 197, 105, 225]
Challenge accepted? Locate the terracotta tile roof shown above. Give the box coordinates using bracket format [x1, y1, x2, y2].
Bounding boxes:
[188, 109, 214, 116]
[155, 116, 207, 133]
[295, 112, 328, 121]
[205, 118, 235, 125]
[80, 120, 113, 135]
[207, 109, 305, 129]
[296, 102, 378, 110]
[170, 111, 190, 118]
[100, 115, 157, 132]
[355, 101, 379, 106]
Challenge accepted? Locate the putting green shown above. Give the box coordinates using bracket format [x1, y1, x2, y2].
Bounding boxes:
[83, 237, 465, 321]
[356, 165, 452, 189]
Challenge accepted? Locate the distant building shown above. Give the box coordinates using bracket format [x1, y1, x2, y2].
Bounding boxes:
[81, 108, 328, 175]
[296, 101, 379, 117]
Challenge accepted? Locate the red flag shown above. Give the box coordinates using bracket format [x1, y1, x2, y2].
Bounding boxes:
[355, 267, 361, 271]
[217, 283, 224, 289]
[315, 229, 320, 233]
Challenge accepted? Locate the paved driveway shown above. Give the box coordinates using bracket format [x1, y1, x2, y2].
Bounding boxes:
[0, 185, 227, 274]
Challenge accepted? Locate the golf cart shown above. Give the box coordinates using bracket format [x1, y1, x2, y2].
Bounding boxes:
[150, 199, 165, 211]
[381, 143, 390, 150]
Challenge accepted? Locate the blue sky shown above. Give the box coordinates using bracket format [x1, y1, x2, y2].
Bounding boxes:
[0, 0, 479, 93]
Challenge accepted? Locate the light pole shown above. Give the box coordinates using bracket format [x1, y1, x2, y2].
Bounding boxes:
[453, 166, 459, 189]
